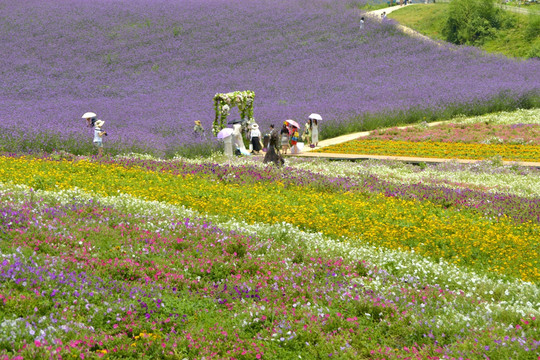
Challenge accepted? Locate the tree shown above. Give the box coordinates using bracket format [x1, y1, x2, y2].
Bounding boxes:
[443, 0, 505, 45]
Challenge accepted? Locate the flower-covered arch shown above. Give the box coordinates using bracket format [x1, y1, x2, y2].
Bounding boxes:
[212, 90, 255, 135]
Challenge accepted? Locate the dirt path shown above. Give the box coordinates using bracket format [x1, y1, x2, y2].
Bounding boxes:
[364, 4, 442, 45]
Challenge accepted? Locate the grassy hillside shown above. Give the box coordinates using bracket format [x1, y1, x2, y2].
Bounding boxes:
[389, 3, 540, 58]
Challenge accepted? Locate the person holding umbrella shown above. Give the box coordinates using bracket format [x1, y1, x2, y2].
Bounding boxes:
[216, 127, 234, 157]
[290, 125, 301, 154]
[308, 113, 322, 147]
[82, 112, 97, 127]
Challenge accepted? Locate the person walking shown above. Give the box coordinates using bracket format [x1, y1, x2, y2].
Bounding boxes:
[311, 119, 319, 147]
[263, 127, 284, 166]
[280, 123, 290, 154]
[359, 17, 365, 30]
[263, 124, 275, 152]
[302, 120, 311, 147]
[290, 126, 300, 154]
[93, 120, 107, 157]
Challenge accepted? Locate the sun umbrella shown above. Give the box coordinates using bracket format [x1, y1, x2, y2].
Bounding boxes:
[227, 119, 243, 125]
[81, 112, 96, 119]
[285, 119, 300, 128]
[217, 127, 234, 139]
[308, 113, 322, 121]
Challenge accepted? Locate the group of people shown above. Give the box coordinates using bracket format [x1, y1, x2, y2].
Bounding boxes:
[81, 110, 320, 162]
[262, 117, 320, 166]
[241, 117, 321, 157]
[210, 114, 322, 166]
[278, 118, 319, 155]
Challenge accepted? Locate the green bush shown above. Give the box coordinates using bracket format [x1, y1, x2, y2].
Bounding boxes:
[525, 14, 540, 41]
[527, 38, 540, 59]
[443, 0, 507, 45]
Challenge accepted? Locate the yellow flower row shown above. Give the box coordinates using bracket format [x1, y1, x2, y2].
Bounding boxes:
[315, 139, 540, 162]
[1, 156, 538, 282]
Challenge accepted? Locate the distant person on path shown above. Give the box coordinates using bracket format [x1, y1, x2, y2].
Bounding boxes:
[302, 120, 311, 147]
[360, 17, 365, 30]
[280, 123, 290, 154]
[93, 120, 107, 157]
[381, 12, 387, 20]
[249, 123, 263, 154]
[193, 120, 205, 137]
[311, 119, 319, 147]
[290, 126, 300, 154]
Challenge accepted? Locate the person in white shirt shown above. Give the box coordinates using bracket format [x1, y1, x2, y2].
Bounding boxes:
[249, 123, 263, 154]
[93, 120, 107, 156]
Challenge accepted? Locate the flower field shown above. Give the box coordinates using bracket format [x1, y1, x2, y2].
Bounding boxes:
[1, 148, 540, 359]
[2, 0, 540, 357]
[1, 0, 539, 156]
[316, 109, 540, 162]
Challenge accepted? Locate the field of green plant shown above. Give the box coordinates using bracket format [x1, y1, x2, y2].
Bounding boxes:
[1, 110, 539, 359]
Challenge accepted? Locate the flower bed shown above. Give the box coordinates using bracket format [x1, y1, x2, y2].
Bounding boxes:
[315, 110, 540, 162]
[316, 138, 540, 162]
[366, 123, 540, 145]
[1, 183, 539, 359]
[1, 155, 539, 283]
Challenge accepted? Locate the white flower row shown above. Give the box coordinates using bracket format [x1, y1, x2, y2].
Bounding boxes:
[169, 154, 540, 198]
[1, 182, 538, 326]
[290, 158, 540, 198]
[452, 108, 540, 125]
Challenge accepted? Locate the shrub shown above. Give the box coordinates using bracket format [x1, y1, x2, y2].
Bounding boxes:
[443, 0, 507, 45]
[525, 13, 540, 41]
[527, 39, 540, 59]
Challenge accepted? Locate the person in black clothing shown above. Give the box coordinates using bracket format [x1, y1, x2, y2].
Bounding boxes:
[263, 127, 284, 167]
[263, 124, 275, 152]
[280, 123, 290, 154]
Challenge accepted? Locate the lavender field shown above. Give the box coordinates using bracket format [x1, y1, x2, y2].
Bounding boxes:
[1, 0, 539, 157]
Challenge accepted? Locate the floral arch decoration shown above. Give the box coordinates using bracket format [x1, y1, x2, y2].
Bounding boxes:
[212, 90, 255, 135]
